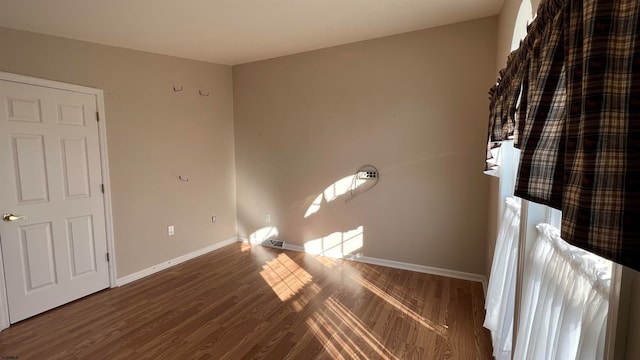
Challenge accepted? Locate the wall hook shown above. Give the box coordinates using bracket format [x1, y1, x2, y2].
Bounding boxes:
[173, 86, 183, 92]
[199, 90, 210, 96]
[178, 175, 189, 182]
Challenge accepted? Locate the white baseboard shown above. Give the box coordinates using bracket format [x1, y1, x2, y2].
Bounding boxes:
[238, 238, 487, 288]
[283, 243, 304, 252]
[350, 255, 488, 287]
[117, 237, 239, 286]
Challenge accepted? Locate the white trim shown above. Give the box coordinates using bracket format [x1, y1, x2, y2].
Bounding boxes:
[241, 238, 488, 285]
[95, 93, 118, 287]
[0, 246, 9, 331]
[0, 71, 116, 331]
[605, 263, 629, 360]
[283, 243, 305, 253]
[117, 237, 239, 286]
[605, 263, 622, 360]
[350, 255, 487, 285]
[0, 72, 103, 95]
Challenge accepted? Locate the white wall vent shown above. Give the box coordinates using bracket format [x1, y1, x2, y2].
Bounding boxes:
[262, 239, 285, 248]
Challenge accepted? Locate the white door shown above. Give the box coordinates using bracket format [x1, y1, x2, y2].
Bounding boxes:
[0, 79, 109, 323]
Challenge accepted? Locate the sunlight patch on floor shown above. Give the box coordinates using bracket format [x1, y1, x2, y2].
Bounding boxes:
[314, 255, 338, 268]
[351, 274, 448, 336]
[291, 283, 322, 312]
[259, 253, 312, 301]
[240, 241, 252, 252]
[307, 296, 399, 360]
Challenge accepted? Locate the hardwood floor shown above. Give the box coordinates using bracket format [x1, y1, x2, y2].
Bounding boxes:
[0, 243, 492, 359]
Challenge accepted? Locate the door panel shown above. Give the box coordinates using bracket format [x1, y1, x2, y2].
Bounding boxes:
[66, 215, 97, 277]
[20, 221, 56, 291]
[57, 104, 86, 126]
[0, 80, 109, 323]
[11, 134, 50, 204]
[6, 97, 41, 123]
[60, 137, 91, 199]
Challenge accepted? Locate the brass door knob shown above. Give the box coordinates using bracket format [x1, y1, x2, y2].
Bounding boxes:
[3, 213, 28, 222]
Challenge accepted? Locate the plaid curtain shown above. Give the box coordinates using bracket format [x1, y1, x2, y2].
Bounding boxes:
[515, 0, 566, 209]
[487, 0, 640, 271]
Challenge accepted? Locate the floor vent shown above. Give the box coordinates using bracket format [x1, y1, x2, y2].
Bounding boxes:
[262, 239, 285, 249]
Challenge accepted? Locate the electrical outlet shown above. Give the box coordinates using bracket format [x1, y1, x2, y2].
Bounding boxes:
[358, 171, 377, 179]
[265, 213, 271, 223]
[168, 225, 175, 236]
[212, 216, 216, 223]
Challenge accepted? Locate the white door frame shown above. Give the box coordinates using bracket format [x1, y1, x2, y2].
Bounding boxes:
[0, 72, 117, 330]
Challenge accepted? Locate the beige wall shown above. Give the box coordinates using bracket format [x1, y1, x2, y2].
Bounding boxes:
[0, 16, 498, 279]
[233, 18, 497, 275]
[0, 26, 237, 277]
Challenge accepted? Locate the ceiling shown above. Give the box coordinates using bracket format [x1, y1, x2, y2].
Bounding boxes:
[0, 0, 504, 66]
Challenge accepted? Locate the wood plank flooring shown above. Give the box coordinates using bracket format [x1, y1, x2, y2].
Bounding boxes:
[0, 242, 492, 359]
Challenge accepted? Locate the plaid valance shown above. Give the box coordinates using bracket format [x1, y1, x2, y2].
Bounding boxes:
[487, 0, 640, 271]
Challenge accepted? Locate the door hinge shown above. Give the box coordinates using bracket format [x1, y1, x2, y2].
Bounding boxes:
[96, 111, 100, 122]
[106, 253, 110, 262]
[101, 184, 105, 193]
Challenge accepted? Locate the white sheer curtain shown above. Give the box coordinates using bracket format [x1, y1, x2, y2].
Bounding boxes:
[514, 223, 612, 360]
[484, 197, 520, 360]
